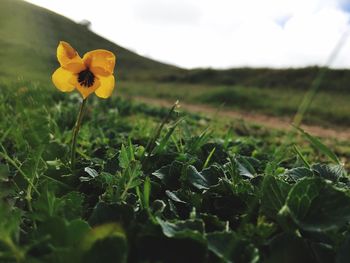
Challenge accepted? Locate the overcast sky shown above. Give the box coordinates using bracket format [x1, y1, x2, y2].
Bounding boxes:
[25, 0, 350, 69]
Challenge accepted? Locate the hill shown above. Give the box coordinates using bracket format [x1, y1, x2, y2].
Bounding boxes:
[0, 0, 181, 83]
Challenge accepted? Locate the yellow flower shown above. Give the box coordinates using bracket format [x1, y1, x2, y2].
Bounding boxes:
[52, 41, 116, 99]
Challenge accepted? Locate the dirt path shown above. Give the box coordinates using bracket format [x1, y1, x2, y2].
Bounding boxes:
[130, 96, 350, 141]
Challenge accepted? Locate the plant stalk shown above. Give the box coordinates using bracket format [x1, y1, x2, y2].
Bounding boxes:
[71, 98, 88, 171]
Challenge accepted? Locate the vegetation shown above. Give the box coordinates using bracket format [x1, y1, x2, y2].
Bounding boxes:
[1, 0, 350, 262]
[120, 81, 350, 128]
[1, 80, 350, 262]
[160, 67, 350, 92]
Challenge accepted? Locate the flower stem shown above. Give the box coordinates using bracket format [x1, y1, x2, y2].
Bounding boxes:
[71, 98, 88, 171]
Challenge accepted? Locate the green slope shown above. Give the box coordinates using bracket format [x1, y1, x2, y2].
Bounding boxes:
[0, 0, 180, 83]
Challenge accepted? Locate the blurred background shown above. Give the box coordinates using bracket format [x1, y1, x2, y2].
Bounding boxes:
[23, 0, 350, 68]
[1, 0, 350, 129]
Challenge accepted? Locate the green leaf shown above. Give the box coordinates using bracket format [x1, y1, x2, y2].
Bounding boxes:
[280, 177, 350, 231]
[143, 176, 151, 209]
[43, 141, 68, 161]
[156, 217, 205, 243]
[35, 217, 90, 249]
[32, 190, 84, 221]
[186, 165, 219, 190]
[185, 129, 212, 153]
[199, 213, 227, 232]
[66, 219, 91, 246]
[202, 147, 216, 169]
[32, 188, 64, 221]
[60, 191, 84, 220]
[166, 190, 187, 204]
[312, 163, 345, 182]
[261, 175, 292, 218]
[206, 231, 259, 263]
[117, 155, 143, 201]
[118, 144, 134, 169]
[202, 165, 223, 182]
[336, 234, 350, 263]
[235, 156, 257, 179]
[200, 143, 229, 166]
[152, 160, 184, 189]
[292, 145, 311, 168]
[0, 202, 22, 244]
[134, 218, 206, 263]
[296, 127, 341, 164]
[283, 167, 313, 182]
[310, 242, 335, 263]
[81, 223, 127, 263]
[266, 233, 315, 263]
[202, 179, 247, 220]
[151, 199, 167, 215]
[152, 119, 181, 154]
[81, 222, 125, 250]
[88, 202, 134, 227]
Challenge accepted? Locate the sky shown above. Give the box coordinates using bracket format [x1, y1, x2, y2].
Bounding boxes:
[25, 0, 350, 69]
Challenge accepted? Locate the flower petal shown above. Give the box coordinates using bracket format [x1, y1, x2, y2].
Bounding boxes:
[72, 76, 101, 99]
[57, 41, 85, 73]
[52, 67, 76, 92]
[95, 75, 115, 99]
[83, 50, 116, 76]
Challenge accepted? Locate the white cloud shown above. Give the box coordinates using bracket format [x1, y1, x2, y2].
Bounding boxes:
[25, 0, 350, 68]
[132, 0, 201, 25]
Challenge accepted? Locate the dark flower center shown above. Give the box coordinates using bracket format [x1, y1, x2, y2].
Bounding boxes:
[78, 69, 95, 88]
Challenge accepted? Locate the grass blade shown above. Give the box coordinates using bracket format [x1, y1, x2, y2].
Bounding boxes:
[295, 126, 340, 165]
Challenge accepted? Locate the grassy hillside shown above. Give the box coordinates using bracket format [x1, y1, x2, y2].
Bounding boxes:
[0, 0, 181, 83]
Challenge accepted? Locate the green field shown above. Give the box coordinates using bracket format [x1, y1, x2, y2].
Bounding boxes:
[1, 0, 350, 262]
[120, 81, 350, 128]
[1, 78, 350, 262]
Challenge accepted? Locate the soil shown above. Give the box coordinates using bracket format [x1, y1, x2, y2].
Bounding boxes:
[130, 96, 350, 141]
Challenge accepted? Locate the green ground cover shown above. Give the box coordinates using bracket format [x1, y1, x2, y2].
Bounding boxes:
[1, 1, 350, 262]
[1, 81, 350, 262]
